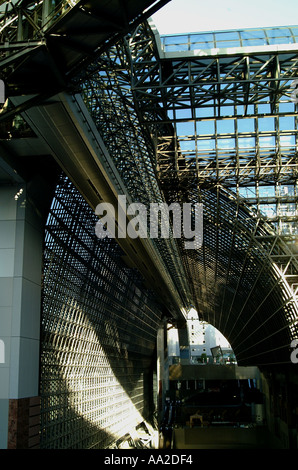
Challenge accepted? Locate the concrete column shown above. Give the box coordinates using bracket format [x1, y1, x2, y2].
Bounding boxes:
[0, 184, 43, 448]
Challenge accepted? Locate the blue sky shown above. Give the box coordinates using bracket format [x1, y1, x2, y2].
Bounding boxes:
[152, 0, 298, 34]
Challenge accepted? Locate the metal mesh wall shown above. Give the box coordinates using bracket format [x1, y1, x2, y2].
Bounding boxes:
[40, 175, 163, 449]
[78, 43, 191, 309]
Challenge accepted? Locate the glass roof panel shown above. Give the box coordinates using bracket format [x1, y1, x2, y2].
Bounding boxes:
[215, 40, 241, 48]
[240, 29, 266, 39]
[266, 27, 291, 37]
[161, 27, 298, 52]
[242, 38, 267, 46]
[191, 33, 214, 42]
[163, 35, 188, 44]
[215, 31, 239, 40]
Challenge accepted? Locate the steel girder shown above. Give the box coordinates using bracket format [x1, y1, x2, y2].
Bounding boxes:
[0, 0, 171, 118]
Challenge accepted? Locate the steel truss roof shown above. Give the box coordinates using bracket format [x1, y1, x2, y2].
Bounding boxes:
[1, 1, 298, 366]
[0, 0, 171, 116]
[76, 21, 298, 366]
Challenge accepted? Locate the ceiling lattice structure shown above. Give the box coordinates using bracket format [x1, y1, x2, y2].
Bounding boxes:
[77, 21, 298, 366]
[1, 2, 298, 366]
[0, 0, 171, 118]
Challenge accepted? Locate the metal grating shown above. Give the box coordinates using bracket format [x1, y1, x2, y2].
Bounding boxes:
[40, 175, 162, 449]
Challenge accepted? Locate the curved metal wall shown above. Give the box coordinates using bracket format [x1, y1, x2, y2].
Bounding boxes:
[40, 175, 163, 448]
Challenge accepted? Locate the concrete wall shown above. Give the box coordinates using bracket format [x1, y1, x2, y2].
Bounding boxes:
[0, 184, 43, 448]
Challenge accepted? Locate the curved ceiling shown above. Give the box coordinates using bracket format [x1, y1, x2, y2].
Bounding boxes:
[1, 3, 297, 367]
[78, 20, 298, 366]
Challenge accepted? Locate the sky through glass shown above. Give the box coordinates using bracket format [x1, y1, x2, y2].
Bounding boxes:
[152, 0, 298, 34]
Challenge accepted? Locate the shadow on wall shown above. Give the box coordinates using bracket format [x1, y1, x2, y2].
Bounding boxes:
[40, 176, 162, 449]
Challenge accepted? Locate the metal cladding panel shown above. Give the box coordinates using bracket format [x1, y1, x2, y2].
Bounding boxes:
[40, 175, 162, 449]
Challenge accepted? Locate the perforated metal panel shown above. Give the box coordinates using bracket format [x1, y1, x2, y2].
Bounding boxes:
[40, 176, 162, 448]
